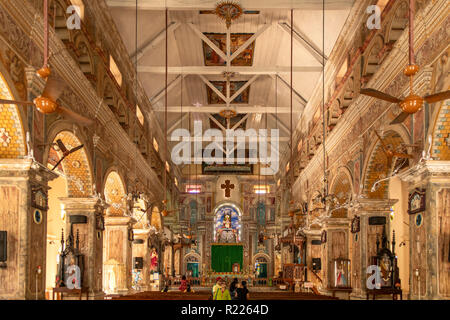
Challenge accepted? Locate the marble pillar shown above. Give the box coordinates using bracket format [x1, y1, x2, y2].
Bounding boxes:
[352, 198, 397, 299]
[103, 216, 135, 295]
[399, 160, 450, 299]
[0, 159, 58, 300]
[59, 197, 106, 299]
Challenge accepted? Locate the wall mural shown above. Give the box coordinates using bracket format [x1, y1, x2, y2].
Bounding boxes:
[214, 205, 241, 243]
[206, 81, 250, 104]
[203, 33, 255, 66]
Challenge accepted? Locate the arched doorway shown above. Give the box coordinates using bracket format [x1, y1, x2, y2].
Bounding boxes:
[184, 252, 202, 278]
[102, 170, 128, 294]
[44, 130, 92, 298]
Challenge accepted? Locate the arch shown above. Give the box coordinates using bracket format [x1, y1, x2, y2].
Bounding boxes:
[0, 70, 26, 158]
[49, 0, 73, 43]
[362, 130, 409, 199]
[72, 34, 95, 81]
[252, 252, 272, 264]
[327, 99, 341, 130]
[385, 1, 408, 44]
[330, 167, 354, 218]
[104, 170, 127, 216]
[117, 101, 129, 130]
[363, 35, 384, 78]
[46, 129, 93, 197]
[341, 76, 354, 111]
[103, 79, 117, 115]
[430, 49, 450, 160]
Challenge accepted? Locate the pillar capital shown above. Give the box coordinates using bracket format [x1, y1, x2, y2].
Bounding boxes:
[398, 160, 450, 186]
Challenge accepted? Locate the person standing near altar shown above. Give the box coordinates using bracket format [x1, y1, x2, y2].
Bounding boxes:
[213, 279, 231, 300]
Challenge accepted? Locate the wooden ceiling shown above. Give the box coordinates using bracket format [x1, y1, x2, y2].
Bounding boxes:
[106, 1, 353, 163]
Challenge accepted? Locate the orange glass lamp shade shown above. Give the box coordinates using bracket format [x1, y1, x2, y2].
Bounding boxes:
[400, 94, 424, 114]
[33, 96, 58, 114]
[36, 66, 51, 79]
[403, 64, 419, 77]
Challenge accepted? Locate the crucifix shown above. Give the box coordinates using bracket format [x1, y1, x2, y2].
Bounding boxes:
[221, 180, 234, 198]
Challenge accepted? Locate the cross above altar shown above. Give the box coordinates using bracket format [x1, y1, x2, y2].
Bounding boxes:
[221, 180, 234, 198]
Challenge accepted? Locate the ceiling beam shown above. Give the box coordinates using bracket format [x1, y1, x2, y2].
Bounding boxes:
[199, 75, 228, 103]
[230, 24, 272, 61]
[131, 22, 180, 62]
[153, 105, 301, 113]
[274, 74, 308, 106]
[229, 75, 259, 102]
[106, 0, 355, 10]
[279, 22, 328, 65]
[188, 23, 228, 61]
[150, 74, 185, 105]
[268, 113, 291, 135]
[168, 113, 189, 133]
[232, 114, 249, 130]
[138, 66, 323, 75]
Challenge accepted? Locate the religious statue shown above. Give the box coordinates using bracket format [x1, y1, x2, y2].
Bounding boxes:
[150, 247, 158, 273]
[335, 262, 347, 287]
[217, 213, 237, 243]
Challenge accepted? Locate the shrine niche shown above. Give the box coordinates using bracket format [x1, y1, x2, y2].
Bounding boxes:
[214, 204, 241, 243]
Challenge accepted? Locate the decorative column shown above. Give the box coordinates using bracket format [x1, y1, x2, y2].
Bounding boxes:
[0, 159, 58, 300]
[132, 229, 150, 291]
[399, 160, 450, 300]
[59, 197, 106, 300]
[322, 217, 351, 297]
[103, 216, 135, 295]
[353, 198, 397, 299]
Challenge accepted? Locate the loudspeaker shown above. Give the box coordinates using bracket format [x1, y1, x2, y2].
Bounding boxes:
[312, 258, 321, 271]
[133, 257, 143, 269]
[0, 231, 7, 262]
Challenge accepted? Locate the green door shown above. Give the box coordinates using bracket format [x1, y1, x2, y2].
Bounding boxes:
[187, 263, 199, 277]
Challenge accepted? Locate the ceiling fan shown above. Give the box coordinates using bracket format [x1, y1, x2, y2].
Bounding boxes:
[374, 130, 412, 172]
[360, 0, 450, 125]
[0, 0, 93, 126]
[51, 139, 84, 171]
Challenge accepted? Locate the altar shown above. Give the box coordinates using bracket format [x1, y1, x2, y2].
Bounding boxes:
[210, 203, 244, 273]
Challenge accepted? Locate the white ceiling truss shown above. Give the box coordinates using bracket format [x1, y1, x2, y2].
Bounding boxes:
[107, 4, 353, 174]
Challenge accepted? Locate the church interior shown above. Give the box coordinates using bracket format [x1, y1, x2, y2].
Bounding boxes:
[0, 0, 449, 301]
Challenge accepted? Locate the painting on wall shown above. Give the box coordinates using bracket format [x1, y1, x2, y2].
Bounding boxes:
[408, 188, 426, 215]
[206, 81, 250, 104]
[203, 33, 255, 66]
